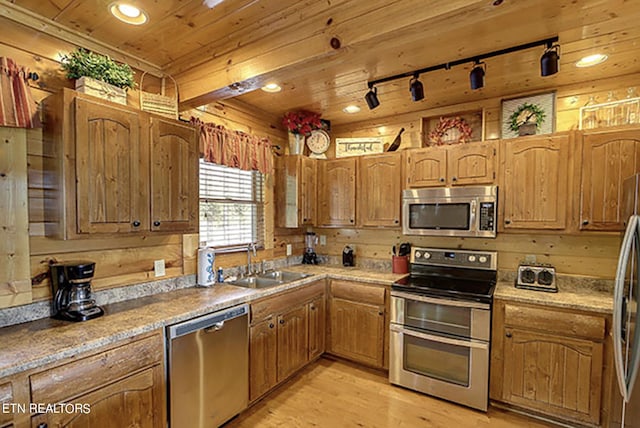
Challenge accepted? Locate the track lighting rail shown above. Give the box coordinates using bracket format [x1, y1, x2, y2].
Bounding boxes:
[366, 36, 559, 89]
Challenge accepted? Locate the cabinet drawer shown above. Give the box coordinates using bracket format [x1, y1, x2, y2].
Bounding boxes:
[0, 381, 12, 426]
[30, 333, 163, 403]
[330, 280, 385, 305]
[251, 281, 325, 324]
[504, 304, 605, 340]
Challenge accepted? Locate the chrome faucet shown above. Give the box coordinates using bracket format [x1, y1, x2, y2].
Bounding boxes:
[247, 243, 257, 276]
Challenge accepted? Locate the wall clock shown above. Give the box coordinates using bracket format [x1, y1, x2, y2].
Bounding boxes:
[306, 129, 330, 159]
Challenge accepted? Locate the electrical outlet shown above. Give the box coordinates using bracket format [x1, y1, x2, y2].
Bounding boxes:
[319, 235, 327, 245]
[154, 259, 166, 277]
[524, 254, 537, 264]
[286, 244, 292, 256]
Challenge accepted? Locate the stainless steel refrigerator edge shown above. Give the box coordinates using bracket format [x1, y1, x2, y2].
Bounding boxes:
[610, 174, 640, 427]
[166, 304, 249, 428]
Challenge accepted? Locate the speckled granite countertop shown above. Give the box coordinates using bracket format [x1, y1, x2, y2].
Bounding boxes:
[0, 265, 406, 379]
[494, 281, 613, 314]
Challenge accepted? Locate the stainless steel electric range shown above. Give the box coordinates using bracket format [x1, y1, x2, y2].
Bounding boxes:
[390, 247, 497, 412]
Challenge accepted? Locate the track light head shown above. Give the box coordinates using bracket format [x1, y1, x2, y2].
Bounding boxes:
[365, 85, 380, 110]
[469, 60, 486, 90]
[410, 75, 424, 102]
[541, 42, 560, 76]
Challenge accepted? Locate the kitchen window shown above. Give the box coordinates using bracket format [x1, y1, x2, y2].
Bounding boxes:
[199, 160, 264, 248]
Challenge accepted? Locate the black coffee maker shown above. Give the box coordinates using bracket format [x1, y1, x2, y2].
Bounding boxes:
[302, 232, 319, 265]
[51, 261, 104, 322]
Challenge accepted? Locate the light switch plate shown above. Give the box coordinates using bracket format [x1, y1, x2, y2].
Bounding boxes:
[286, 244, 292, 256]
[319, 235, 327, 245]
[154, 259, 166, 277]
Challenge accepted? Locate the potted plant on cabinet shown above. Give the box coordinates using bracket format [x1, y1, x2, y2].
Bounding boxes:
[60, 48, 135, 105]
[508, 102, 546, 136]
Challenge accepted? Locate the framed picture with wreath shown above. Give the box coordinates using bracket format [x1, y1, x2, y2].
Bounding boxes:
[501, 91, 556, 138]
[421, 110, 485, 147]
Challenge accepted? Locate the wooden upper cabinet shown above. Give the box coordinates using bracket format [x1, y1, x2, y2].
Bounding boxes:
[75, 97, 147, 234]
[275, 156, 317, 228]
[43, 89, 198, 238]
[317, 157, 356, 227]
[405, 146, 447, 187]
[500, 134, 570, 230]
[579, 128, 640, 231]
[149, 117, 198, 233]
[357, 153, 402, 227]
[404, 141, 496, 188]
[447, 141, 496, 186]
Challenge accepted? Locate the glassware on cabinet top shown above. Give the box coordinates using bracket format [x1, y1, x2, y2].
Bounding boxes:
[625, 87, 639, 124]
[579, 88, 640, 130]
[582, 95, 599, 130]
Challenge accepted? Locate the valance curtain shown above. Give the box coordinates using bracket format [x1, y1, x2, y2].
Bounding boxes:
[0, 57, 40, 128]
[191, 117, 274, 175]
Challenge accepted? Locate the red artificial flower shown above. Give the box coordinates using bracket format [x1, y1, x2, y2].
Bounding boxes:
[282, 110, 322, 136]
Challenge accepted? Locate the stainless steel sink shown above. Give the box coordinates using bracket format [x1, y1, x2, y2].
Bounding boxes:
[228, 276, 282, 289]
[258, 270, 311, 282]
[228, 271, 312, 289]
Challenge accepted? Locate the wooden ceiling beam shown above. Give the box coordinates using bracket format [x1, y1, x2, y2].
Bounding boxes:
[174, 0, 492, 109]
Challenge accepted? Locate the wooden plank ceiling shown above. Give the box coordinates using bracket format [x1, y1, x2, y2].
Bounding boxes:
[8, 0, 640, 126]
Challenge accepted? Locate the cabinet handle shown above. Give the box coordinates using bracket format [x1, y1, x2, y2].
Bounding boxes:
[439, 177, 445, 182]
[132, 220, 141, 227]
[303, 218, 307, 222]
[506, 332, 512, 338]
[350, 219, 354, 223]
[153, 221, 161, 227]
[37, 424, 48, 428]
[378, 311, 384, 316]
[505, 219, 511, 225]
[279, 319, 285, 325]
[394, 219, 399, 224]
[310, 305, 316, 310]
[452, 176, 457, 182]
[269, 323, 274, 329]
[582, 220, 589, 226]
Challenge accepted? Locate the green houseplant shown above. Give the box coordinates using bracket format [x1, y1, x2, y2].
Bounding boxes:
[508, 103, 546, 136]
[60, 48, 135, 90]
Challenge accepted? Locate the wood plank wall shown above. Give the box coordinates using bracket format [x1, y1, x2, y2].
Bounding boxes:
[0, 17, 299, 303]
[324, 76, 640, 279]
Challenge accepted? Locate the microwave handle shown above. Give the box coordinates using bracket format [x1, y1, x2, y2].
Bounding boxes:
[470, 199, 477, 230]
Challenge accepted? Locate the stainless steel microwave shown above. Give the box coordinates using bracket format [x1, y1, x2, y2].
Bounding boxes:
[402, 185, 497, 238]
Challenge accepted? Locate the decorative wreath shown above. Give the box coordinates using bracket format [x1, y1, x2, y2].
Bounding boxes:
[508, 103, 546, 133]
[428, 116, 473, 146]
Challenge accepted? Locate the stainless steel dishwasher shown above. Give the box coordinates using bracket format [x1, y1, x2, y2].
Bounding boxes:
[166, 304, 249, 428]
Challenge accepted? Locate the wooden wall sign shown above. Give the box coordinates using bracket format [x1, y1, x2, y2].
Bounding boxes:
[335, 137, 384, 158]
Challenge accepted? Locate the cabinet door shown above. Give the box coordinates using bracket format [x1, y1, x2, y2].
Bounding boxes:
[580, 129, 640, 231]
[149, 117, 198, 233]
[299, 157, 317, 225]
[317, 158, 356, 227]
[501, 135, 569, 230]
[502, 328, 603, 425]
[277, 305, 308, 382]
[405, 147, 447, 188]
[358, 153, 402, 227]
[447, 141, 496, 186]
[31, 367, 164, 428]
[75, 97, 146, 234]
[308, 295, 326, 361]
[329, 298, 384, 368]
[249, 319, 277, 402]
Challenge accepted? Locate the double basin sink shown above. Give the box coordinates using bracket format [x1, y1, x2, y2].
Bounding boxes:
[228, 270, 312, 289]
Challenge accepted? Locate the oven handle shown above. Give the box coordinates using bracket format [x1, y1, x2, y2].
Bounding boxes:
[391, 290, 490, 310]
[390, 324, 489, 350]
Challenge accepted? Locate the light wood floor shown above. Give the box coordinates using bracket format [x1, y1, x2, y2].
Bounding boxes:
[227, 357, 556, 427]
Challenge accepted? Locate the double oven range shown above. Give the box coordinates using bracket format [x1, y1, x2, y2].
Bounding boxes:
[390, 247, 497, 411]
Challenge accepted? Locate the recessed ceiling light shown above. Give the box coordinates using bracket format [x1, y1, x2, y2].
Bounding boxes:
[109, 3, 148, 25]
[343, 105, 361, 114]
[576, 53, 608, 68]
[261, 83, 282, 93]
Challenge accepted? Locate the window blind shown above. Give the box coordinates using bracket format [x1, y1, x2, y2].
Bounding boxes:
[199, 160, 264, 248]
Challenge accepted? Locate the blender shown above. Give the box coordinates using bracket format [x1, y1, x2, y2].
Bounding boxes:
[302, 232, 319, 264]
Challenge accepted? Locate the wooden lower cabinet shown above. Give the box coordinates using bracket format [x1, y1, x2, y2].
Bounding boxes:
[1, 331, 165, 428]
[327, 280, 386, 369]
[491, 300, 608, 426]
[249, 281, 326, 402]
